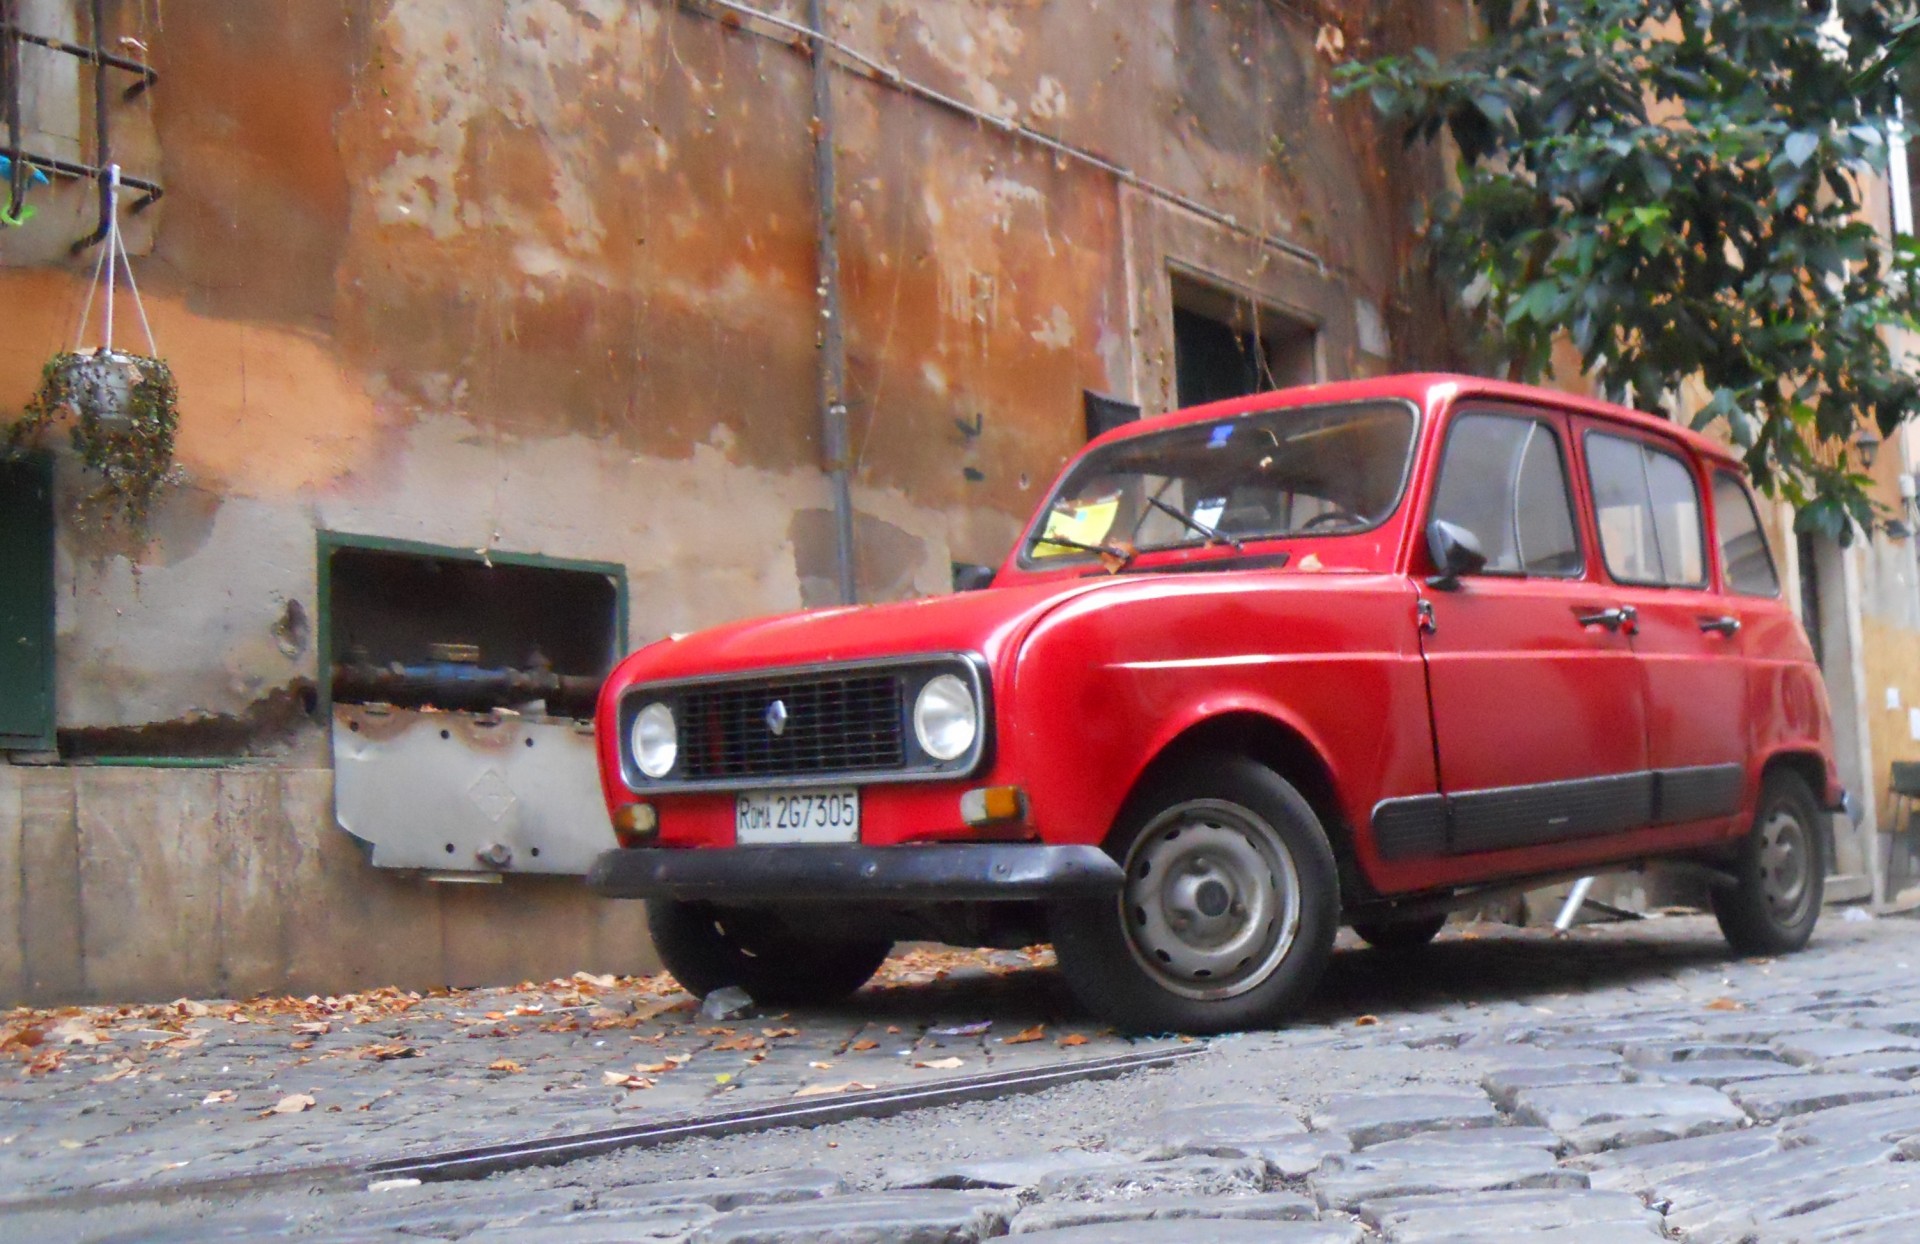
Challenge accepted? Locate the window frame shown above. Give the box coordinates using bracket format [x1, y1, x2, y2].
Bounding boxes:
[1711, 469, 1783, 599]
[1428, 406, 1587, 581]
[1579, 427, 1711, 591]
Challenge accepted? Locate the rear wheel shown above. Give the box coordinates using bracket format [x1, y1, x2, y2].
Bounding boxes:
[1710, 771, 1824, 956]
[1350, 913, 1448, 950]
[1050, 756, 1339, 1035]
[646, 901, 892, 1006]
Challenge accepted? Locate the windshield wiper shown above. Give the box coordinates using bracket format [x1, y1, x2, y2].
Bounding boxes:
[1145, 496, 1244, 551]
[1026, 531, 1135, 570]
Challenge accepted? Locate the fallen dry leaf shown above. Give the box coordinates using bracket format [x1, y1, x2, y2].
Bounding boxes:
[713, 1035, 767, 1052]
[915, 1056, 965, 1070]
[47, 1017, 109, 1047]
[357, 1043, 421, 1061]
[201, 1089, 237, 1106]
[1003, 1025, 1046, 1045]
[602, 1071, 656, 1090]
[635, 1054, 691, 1074]
[1057, 1034, 1090, 1047]
[289, 1041, 315, 1052]
[23, 1049, 63, 1075]
[264, 1093, 315, 1116]
[488, 1059, 524, 1074]
[293, 1022, 331, 1036]
[762, 1027, 800, 1039]
[886, 1025, 902, 1035]
[170, 999, 212, 1018]
[1354, 1015, 1381, 1027]
[1705, 997, 1745, 1011]
[90, 1059, 138, 1084]
[793, 1080, 875, 1097]
[809, 1061, 834, 1070]
[850, 1039, 879, 1052]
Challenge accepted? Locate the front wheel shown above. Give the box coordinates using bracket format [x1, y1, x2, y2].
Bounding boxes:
[1710, 771, 1824, 956]
[1049, 757, 1339, 1035]
[646, 901, 892, 1006]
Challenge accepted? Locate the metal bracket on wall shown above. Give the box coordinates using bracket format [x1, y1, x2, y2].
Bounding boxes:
[0, 0, 162, 252]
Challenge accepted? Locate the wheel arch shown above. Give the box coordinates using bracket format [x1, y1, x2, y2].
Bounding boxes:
[1116, 711, 1371, 906]
[1760, 749, 1830, 808]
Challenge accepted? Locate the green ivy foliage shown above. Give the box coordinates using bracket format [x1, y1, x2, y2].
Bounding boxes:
[1339, 0, 1920, 540]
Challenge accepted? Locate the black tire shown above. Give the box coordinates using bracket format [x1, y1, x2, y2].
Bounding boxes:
[646, 901, 892, 1006]
[1350, 913, 1448, 950]
[1049, 756, 1340, 1035]
[1710, 771, 1825, 956]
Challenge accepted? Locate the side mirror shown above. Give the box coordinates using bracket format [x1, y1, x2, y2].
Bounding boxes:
[1425, 519, 1487, 591]
[952, 562, 997, 592]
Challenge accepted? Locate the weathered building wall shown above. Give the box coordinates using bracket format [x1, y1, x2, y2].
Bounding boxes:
[0, 0, 1446, 1001]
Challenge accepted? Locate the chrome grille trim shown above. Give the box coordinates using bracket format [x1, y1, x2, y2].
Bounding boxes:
[617, 653, 990, 793]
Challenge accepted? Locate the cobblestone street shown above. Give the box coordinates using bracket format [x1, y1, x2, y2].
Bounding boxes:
[11, 911, 1920, 1241]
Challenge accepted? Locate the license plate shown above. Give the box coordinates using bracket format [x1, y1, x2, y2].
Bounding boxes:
[735, 788, 860, 844]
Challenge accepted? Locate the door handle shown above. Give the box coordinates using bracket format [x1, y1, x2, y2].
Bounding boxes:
[1575, 605, 1636, 632]
[1698, 615, 1741, 637]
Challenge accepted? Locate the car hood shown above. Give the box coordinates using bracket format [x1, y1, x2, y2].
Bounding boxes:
[613, 578, 1121, 686]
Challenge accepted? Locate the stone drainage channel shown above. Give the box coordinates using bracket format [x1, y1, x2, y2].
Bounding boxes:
[0, 1046, 1207, 1215]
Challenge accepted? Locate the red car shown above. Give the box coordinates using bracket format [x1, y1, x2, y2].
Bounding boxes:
[590, 374, 1845, 1034]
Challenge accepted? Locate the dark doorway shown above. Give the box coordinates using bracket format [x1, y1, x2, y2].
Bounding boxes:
[1171, 272, 1318, 409]
[1796, 529, 1826, 669]
[0, 454, 55, 751]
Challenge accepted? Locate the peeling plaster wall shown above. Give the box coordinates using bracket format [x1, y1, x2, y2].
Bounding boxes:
[1, 0, 1441, 743]
[0, 0, 1446, 1000]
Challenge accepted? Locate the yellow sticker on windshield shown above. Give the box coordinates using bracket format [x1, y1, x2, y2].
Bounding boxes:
[1033, 495, 1120, 557]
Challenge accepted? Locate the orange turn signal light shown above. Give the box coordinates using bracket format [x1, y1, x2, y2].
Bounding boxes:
[613, 803, 659, 845]
[960, 785, 1026, 826]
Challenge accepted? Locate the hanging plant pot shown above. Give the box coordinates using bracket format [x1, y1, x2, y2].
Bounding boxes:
[2, 166, 182, 534]
[48, 348, 140, 431]
[4, 349, 181, 531]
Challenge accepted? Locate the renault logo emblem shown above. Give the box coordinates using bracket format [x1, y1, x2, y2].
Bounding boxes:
[765, 699, 789, 736]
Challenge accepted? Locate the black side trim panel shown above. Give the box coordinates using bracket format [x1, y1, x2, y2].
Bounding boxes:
[1653, 763, 1743, 825]
[1372, 795, 1449, 861]
[1449, 772, 1655, 855]
[1369, 766, 1746, 861]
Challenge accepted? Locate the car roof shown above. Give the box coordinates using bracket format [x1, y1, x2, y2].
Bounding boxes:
[1092, 373, 1746, 471]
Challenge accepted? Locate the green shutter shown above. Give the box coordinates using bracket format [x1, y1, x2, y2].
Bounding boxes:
[0, 455, 55, 751]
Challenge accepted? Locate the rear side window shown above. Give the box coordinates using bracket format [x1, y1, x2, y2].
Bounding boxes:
[1585, 432, 1707, 587]
[1712, 472, 1780, 596]
[1431, 412, 1582, 576]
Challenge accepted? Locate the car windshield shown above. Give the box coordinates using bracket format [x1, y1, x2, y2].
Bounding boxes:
[1023, 399, 1418, 564]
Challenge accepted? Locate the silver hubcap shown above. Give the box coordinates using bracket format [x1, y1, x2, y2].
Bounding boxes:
[1120, 799, 1301, 1000]
[1759, 805, 1813, 926]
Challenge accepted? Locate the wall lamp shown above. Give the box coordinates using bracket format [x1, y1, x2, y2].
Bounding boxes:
[1856, 429, 1883, 469]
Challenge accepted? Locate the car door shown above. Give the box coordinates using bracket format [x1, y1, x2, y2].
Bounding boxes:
[1577, 423, 1747, 829]
[1410, 405, 1652, 858]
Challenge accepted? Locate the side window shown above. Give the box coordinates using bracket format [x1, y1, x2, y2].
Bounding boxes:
[1585, 432, 1708, 587]
[1712, 472, 1781, 596]
[1431, 412, 1582, 576]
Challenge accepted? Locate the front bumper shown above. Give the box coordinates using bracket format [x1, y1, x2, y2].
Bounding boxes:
[587, 844, 1124, 903]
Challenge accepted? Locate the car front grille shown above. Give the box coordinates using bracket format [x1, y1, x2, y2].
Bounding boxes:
[677, 672, 905, 781]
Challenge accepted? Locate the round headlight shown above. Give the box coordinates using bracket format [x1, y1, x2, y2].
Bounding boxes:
[631, 701, 677, 779]
[913, 674, 978, 762]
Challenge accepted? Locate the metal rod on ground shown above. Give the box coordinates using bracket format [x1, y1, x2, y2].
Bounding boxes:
[0, 1043, 1208, 1214]
[810, 0, 856, 606]
[1554, 875, 1596, 931]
